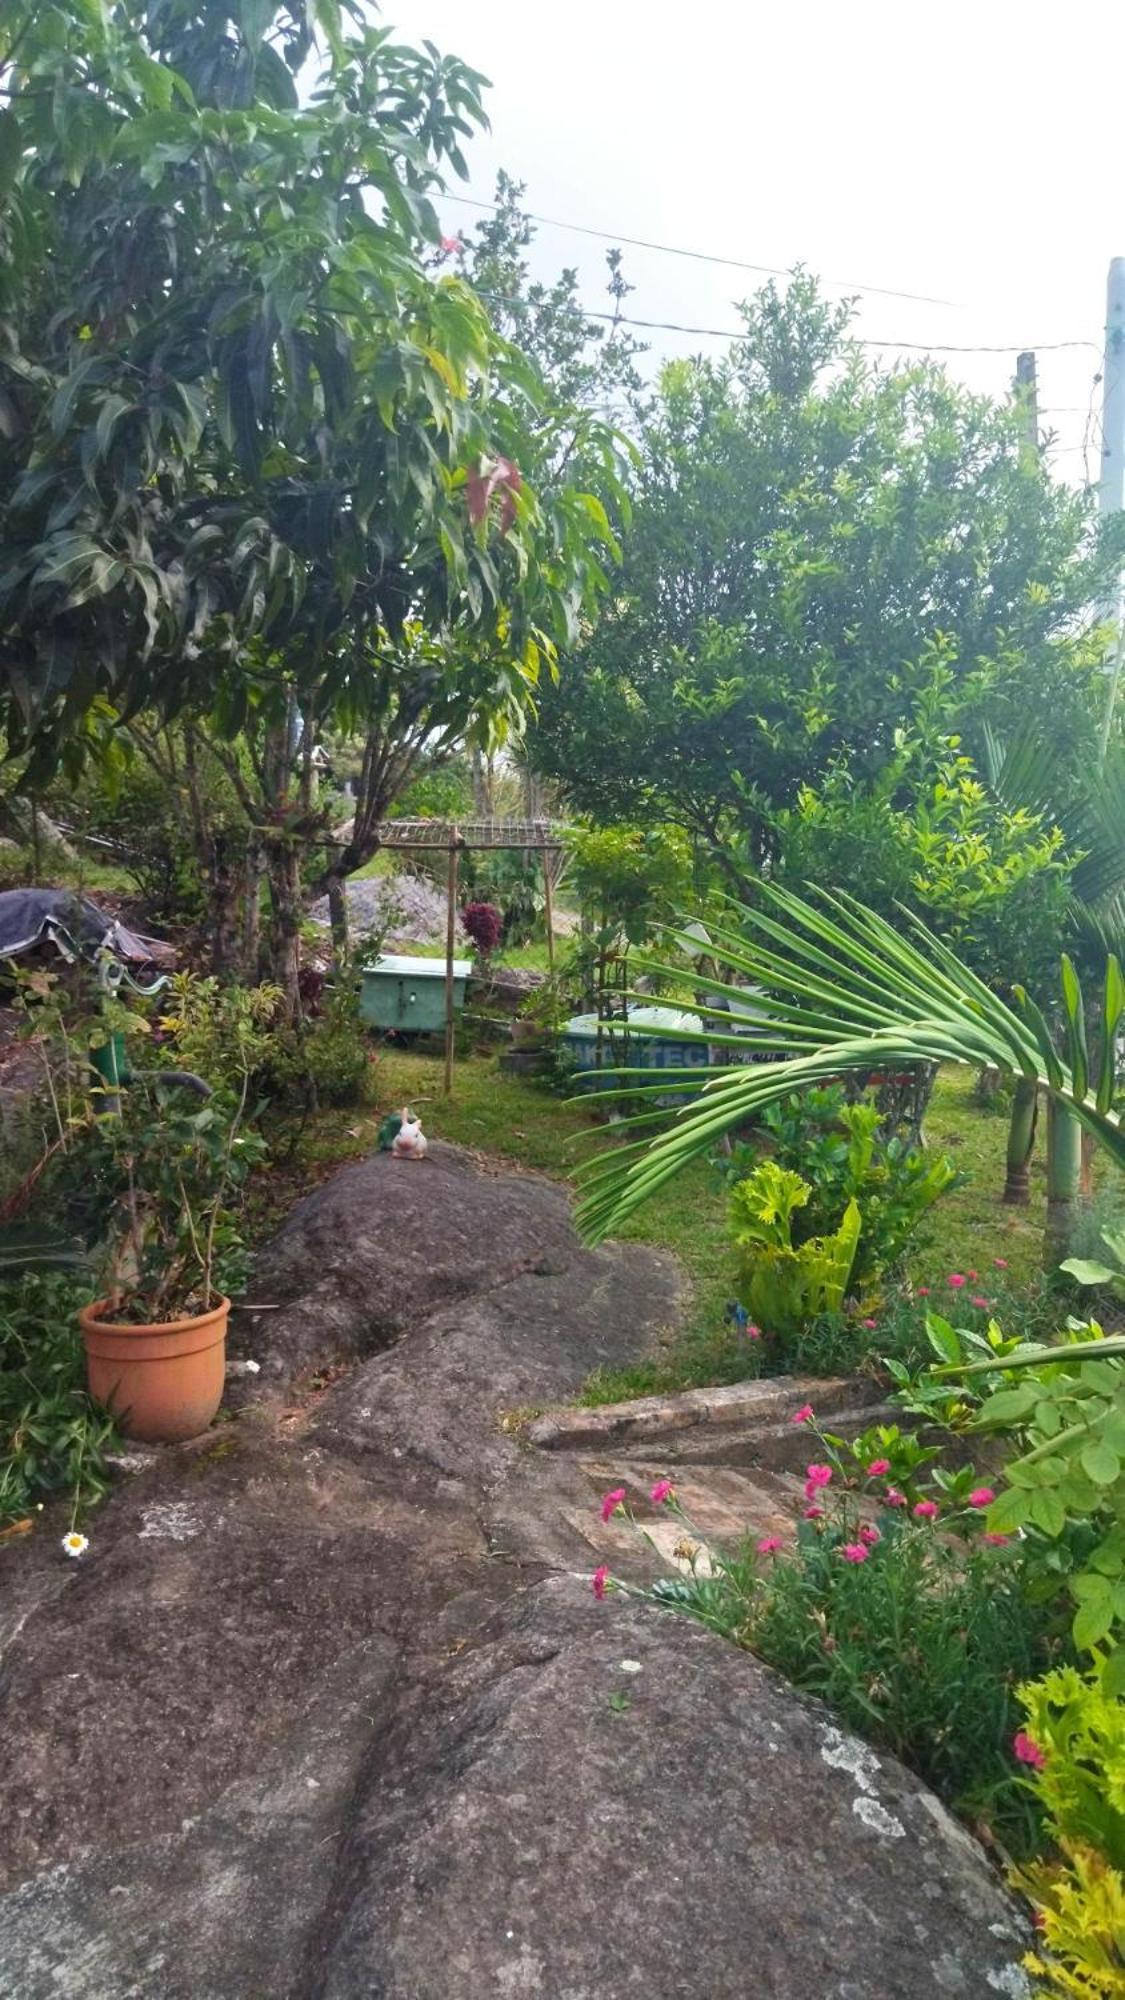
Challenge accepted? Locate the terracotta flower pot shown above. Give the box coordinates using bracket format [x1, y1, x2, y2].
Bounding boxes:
[79, 1296, 230, 1444]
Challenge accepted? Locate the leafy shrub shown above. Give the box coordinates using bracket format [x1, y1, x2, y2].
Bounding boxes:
[941, 1322, 1125, 1653]
[643, 1500, 1061, 1854]
[566, 823, 692, 944]
[724, 1087, 958, 1290]
[1013, 1662, 1125, 1997]
[156, 972, 285, 1094]
[729, 1158, 860, 1334]
[0, 1273, 119, 1523]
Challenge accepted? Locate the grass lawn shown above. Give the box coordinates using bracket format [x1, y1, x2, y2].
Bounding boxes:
[253, 1044, 1081, 1404]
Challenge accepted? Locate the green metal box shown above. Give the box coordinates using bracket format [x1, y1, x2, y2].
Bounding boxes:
[359, 952, 471, 1032]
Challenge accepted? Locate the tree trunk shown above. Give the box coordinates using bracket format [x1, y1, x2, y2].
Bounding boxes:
[242, 834, 264, 982]
[327, 870, 350, 960]
[1044, 1097, 1084, 1268]
[1003, 1075, 1039, 1205]
[208, 833, 243, 981]
[265, 841, 303, 1017]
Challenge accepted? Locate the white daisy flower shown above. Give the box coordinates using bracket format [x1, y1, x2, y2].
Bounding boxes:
[61, 1532, 89, 1558]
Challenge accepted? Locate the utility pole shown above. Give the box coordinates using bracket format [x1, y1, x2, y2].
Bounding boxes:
[1098, 259, 1125, 758]
[1015, 350, 1039, 464]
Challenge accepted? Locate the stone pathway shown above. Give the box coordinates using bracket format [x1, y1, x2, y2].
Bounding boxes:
[0, 1143, 1033, 1999]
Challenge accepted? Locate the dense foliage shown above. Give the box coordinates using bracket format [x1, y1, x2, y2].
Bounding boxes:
[534, 275, 1122, 878]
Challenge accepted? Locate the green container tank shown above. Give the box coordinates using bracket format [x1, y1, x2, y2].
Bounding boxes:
[359, 952, 472, 1033]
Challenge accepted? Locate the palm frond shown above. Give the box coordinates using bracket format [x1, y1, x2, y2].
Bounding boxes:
[575, 886, 1125, 1244]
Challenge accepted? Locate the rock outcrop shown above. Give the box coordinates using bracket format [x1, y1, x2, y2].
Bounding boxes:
[0, 1143, 1032, 1999]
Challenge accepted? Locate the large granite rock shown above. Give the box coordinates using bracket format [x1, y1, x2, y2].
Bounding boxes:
[241, 1141, 583, 1388]
[310, 1578, 1032, 2000]
[0, 1144, 1033, 1998]
[312, 1241, 683, 1486]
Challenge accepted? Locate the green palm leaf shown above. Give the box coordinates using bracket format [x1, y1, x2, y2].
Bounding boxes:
[575, 886, 1125, 1244]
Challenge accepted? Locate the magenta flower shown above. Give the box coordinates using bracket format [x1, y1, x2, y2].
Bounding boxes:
[756, 1535, 782, 1556]
[746, 1323, 761, 1340]
[592, 1565, 610, 1601]
[947, 1272, 966, 1289]
[983, 1531, 1011, 1547]
[439, 234, 464, 256]
[916, 1285, 930, 1297]
[968, 1487, 996, 1509]
[791, 1403, 815, 1426]
[1013, 1731, 1046, 1771]
[650, 1479, 675, 1506]
[993, 1257, 1008, 1270]
[862, 1317, 878, 1330]
[600, 1487, 627, 1523]
[970, 1296, 990, 1310]
[859, 1523, 881, 1546]
[806, 1464, 833, 1489]
[866, 1458, 892, 1478]
[913, 1499, 939, 1520]
[884, 1488, 907, 1507]
[840, 1543, 869, 1563]
[803, 1505, 825, 1520]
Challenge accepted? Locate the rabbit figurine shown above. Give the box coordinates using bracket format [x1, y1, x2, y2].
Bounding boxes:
[391, 1107, 427, 1161]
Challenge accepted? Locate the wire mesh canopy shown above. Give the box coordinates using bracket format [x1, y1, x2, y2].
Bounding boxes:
[369, 817, 568, 851]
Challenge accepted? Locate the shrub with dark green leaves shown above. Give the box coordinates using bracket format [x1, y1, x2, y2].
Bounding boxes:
[0, 1273, 119, 1523]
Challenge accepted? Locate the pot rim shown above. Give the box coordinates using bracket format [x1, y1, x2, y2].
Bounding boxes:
[78, 1294, 231, 1339]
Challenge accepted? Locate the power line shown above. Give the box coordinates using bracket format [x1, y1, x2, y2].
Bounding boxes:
[442, 190, 962, 309]
[475, 287, 1101, 357]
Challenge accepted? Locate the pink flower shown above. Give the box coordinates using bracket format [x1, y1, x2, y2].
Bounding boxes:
[756, 1535, 782, 1556]
[859, 1523, 881, 1546]
[866, 1458, 892, 1478]
[884, 1488, 907, 1507]
[970, 1296, 990, 1310]
[650, 1479, 675, 1506]
[947, 1272, 966, 1289]
[913, 1499, 939, 1520]
[862, 1317, 878, 1330]
[592, 1564, 610, 1601]
[746, 1323, 761, 1340]
[993, 1257, 1008, 1270]
[916, 1285, 930, 1297]
[966, 1269, 978, 1281]
[1013, 1731, 1046, 1771]
[806, 1464, 833, 1489]
[791, 1404, 814, 1426]
[968, 1487, 996, 1509]
[840, 1543, 869, 1563]
[600, 1487, 627, 1523]
[983, 1532, 1011, 1547]
[439, 234, 463, 256]
[803, 1505, 824, 1520]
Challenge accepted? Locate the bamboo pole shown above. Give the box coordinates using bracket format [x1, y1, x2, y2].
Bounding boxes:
[541, 845, 555, 972]
[444, 826, 460, 1096]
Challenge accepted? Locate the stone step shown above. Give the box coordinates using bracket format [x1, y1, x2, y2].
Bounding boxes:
[529, 1374, 885, 1461]
[620, 1403, 899, 1472]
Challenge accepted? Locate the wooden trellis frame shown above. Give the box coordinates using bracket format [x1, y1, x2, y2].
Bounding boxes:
[363, 818, 568, 1094]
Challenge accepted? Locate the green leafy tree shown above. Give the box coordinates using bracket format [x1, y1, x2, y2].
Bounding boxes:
[0, 3, 627, 1000]
[533, 275, 1122, 872]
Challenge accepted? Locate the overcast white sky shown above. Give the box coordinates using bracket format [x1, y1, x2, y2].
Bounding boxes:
[384, 0, 1124, 485]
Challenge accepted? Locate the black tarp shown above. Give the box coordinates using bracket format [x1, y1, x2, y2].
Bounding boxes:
[0, 889, 174, 968]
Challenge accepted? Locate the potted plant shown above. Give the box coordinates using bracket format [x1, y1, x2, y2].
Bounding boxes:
[76, 1072, 265, 1443]
[512, 976, 570, 1050]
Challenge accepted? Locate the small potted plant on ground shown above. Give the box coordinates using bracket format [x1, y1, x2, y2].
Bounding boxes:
[511, 976, 570, 1051]
[77, 1072, 265, 1443]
